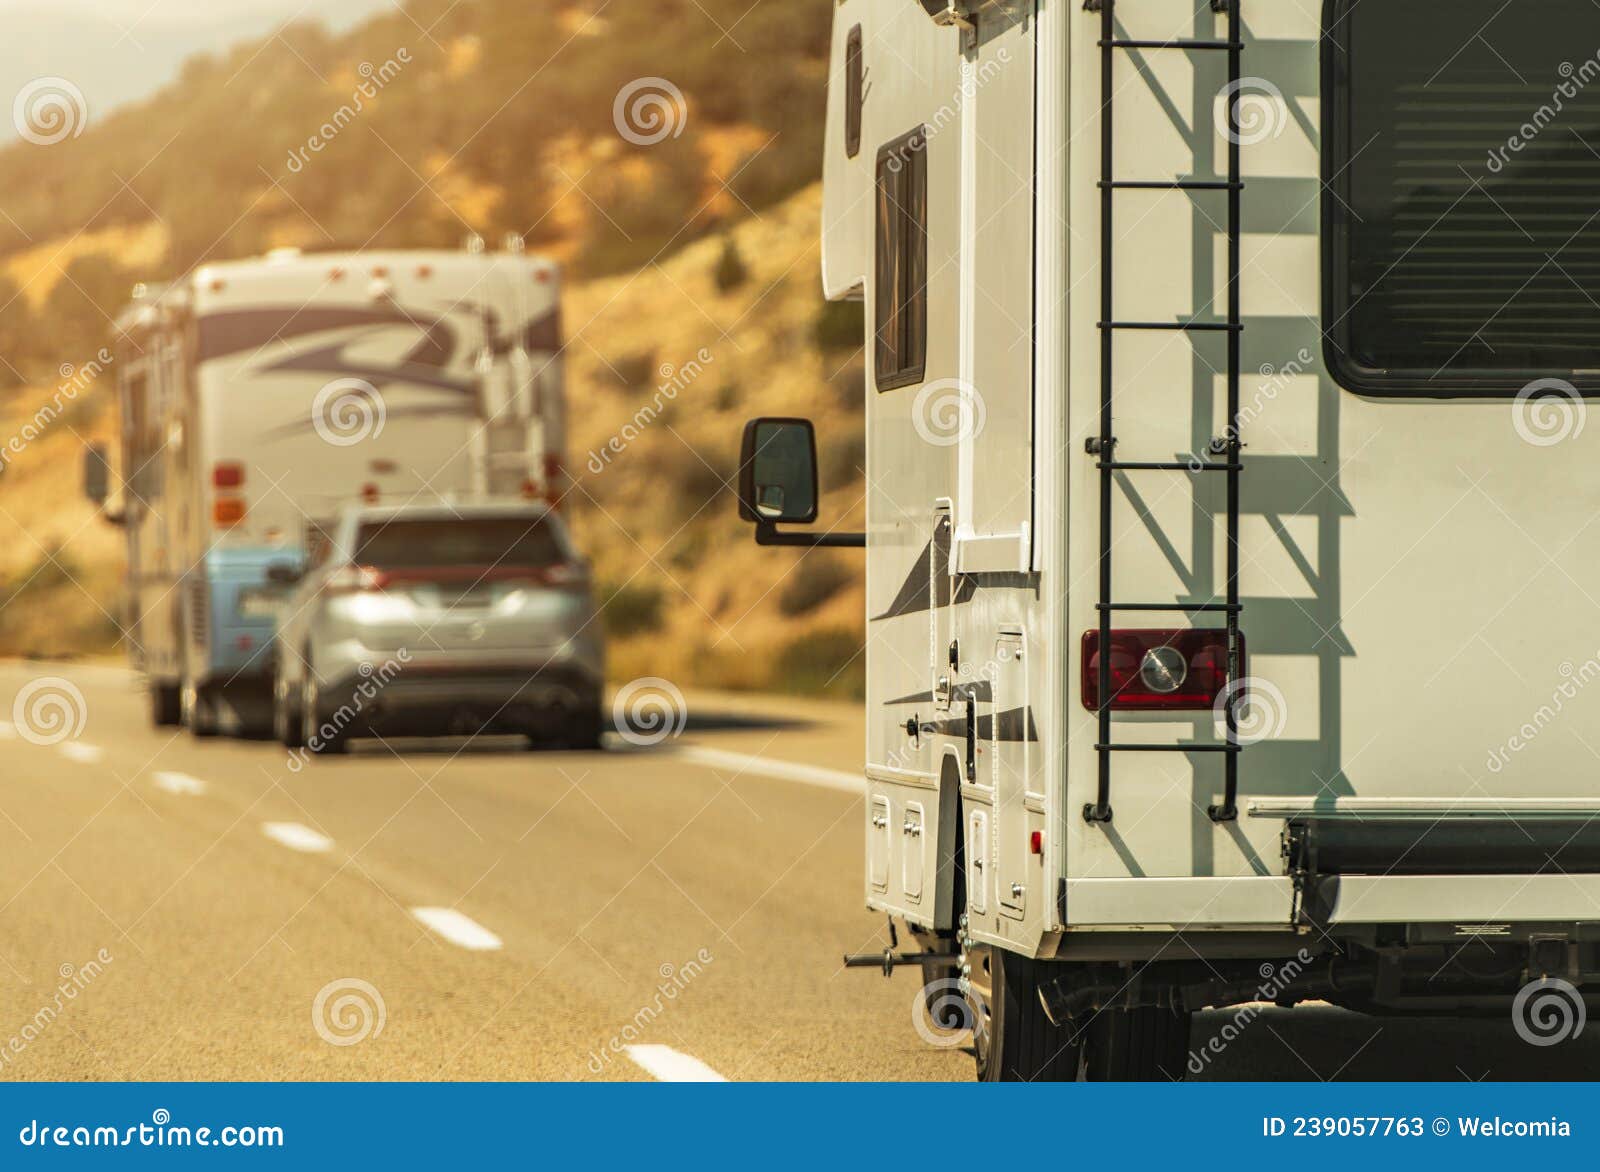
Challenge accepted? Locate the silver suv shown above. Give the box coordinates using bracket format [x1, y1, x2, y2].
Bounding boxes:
[270, 501, 604, 753]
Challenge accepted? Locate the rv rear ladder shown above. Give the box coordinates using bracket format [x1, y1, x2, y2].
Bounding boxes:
[1085, 0, 1245, 826]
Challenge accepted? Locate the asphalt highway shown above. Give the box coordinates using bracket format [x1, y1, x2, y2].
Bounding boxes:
[0, 661, 1591, 1081]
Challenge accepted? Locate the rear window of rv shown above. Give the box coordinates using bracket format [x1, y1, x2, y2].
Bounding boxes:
[1324, 0, 1600, 393]
[354, 518, 566, 569]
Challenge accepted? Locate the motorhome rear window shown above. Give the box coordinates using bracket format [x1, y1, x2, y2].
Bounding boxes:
[874, 128, 927, 391]
[354, 518, 565, 569]
[1324, 0, 1600, 394]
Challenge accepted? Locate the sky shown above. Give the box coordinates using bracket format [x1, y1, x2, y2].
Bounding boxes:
[0, 0, 405, 137]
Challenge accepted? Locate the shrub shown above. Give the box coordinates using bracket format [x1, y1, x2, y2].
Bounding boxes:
[778, 554, 854, 617]
[607, 351, 658, 390]
[772, 626, 865, 699]
[712, 235, 749, 292]
[813, 298, 864, 352]
[599, 579, 664, 638]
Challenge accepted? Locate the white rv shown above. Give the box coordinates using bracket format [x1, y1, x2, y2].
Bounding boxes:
[89, 244, 566, 735]
[738, 0, 1600, 1079]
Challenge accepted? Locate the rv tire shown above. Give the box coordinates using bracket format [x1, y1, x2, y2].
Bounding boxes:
[1079, 1006, 1193, 1082]
[150, 682, 181, 727]
[974, 948, 1084, 1082]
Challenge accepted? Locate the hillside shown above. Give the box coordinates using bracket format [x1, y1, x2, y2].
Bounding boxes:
[0, 0, 866, 697]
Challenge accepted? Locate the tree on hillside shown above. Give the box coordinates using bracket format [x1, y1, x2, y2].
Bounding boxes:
[43, 255, 137, 362]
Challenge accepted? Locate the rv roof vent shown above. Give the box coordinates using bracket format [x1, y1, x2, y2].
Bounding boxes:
[503, 233, 525, 255]
[464, 233, 486, 255]
[265, 247, 303, 264]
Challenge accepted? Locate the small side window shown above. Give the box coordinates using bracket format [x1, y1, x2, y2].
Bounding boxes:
[845, 25, 863, 160]
[874, 128, 928, 392]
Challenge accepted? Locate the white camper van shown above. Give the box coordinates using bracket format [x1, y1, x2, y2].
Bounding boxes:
[89, 243, 565, 735]
[737, 0, 1600, 1079]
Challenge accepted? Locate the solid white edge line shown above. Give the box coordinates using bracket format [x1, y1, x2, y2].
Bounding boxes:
[57, 742, 105, 764]
[410, 906, 503, 952]
[624, 1044, 728, 1083]
[260, 822, 335, 854]
[676, 746, 862, 794]
[152, 771, 207, 795]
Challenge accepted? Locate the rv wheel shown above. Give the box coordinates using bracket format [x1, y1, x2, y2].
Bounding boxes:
[181, 681, 218, 738]
[149, 682, 181, 728]
[1078, 1007, 1193, 1082]
[273, 673, 304, 749]
[972, 948, 1084, 1082]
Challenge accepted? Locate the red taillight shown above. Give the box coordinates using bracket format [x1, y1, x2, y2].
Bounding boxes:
[213, 498, 246, 526]
[1080, 628, 1240, 711]
[213, 462, 244, 488]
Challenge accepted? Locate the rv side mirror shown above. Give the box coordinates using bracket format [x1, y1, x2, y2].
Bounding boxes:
[740, 418, 819, 525]
[83, 443, 111, 506]
[737, 417, 865, 549]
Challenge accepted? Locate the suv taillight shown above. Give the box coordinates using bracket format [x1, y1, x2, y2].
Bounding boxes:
[1080, 628, 1240, 711]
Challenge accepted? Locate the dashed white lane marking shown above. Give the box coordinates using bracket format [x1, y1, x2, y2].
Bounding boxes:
[677, 746, 862, 794]
[153, 771, 207, 796]
[57, 742, 104, 764]
[261, 822, 334, 854]
[624, 1044, 728, 1082]
[410, 907, 504, 952]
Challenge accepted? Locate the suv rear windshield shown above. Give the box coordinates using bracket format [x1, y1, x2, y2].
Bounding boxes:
[1324, 0, 1600, 393]
[354, 517, 565, 569]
